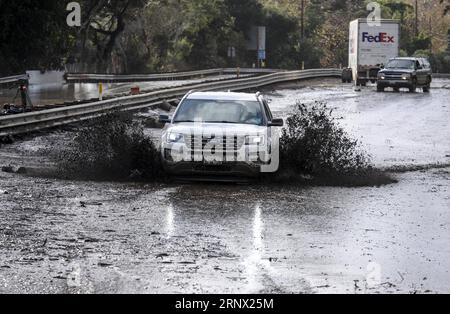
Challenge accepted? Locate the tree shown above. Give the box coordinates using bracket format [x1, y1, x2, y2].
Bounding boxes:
[76, 0, 146, 72]
[0, 1, 75, 75]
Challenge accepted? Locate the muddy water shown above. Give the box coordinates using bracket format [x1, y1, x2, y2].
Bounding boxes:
[0, 168, 448, 294]
[0, 78, 449, 294]
[0, 74, 247, 107]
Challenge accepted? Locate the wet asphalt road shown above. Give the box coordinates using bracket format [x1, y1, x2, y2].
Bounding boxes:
[0, 78, 449, 294]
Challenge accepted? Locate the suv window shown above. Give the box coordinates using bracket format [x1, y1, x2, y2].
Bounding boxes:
[174, 99, 265, 126]
[422, 59, 431, 69]
[386, 59, 415, 69]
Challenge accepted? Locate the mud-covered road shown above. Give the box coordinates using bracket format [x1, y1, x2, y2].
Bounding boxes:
[0, 79, 449, 294]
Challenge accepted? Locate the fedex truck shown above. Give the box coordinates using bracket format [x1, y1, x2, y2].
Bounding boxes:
[348, 19, 400, 85]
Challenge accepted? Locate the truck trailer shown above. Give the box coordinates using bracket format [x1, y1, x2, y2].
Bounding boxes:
[348, 19, 400, 86]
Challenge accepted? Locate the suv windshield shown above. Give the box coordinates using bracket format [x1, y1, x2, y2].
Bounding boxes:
[173, 99, 264, 125]
[386, 59, 415, 69]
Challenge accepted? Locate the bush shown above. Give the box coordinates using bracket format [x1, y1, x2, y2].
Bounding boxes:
[278, 102, 395, 186]
[413, 49, 431, 58]
[56, 111, 164, 181]
[429, 52, 450, 73]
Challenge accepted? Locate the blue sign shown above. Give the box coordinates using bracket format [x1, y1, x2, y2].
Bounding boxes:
[258, 50, 266, 60]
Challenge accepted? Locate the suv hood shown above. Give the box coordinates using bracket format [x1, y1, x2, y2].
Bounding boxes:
[165, 122, 267, 136]
[379, 68, 415, 74]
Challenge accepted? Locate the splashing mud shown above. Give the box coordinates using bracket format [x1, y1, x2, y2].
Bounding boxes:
[55, 111, 165, 181]
[276, 102, 396, 186]
[53, 104, 394, 187]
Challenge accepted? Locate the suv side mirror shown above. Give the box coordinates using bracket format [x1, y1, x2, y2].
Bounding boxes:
[159, 115, 171, 124]
[268, 118, 284, 127]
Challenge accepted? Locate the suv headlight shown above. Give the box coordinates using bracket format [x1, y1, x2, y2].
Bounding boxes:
[402, 74, 411, 80]
[378, 73, 385, 80]
[246, 135, 265, 145]
[167, 132, 184, 143]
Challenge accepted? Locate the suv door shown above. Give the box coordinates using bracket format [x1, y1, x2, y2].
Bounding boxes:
[422, 58, 432, 80]
[416, 59, 427, 85]
[414, 60, 422, 84]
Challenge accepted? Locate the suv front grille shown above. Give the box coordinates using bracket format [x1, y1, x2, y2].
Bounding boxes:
[384, 71, 405, 80]
[183, 135, 245, 153]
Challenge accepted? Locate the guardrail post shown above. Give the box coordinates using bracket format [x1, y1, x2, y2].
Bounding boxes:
[98, 82, 103, 101]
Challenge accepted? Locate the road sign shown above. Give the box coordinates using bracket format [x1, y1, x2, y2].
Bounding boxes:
[258, 50, 266, 60]
[228, 46, 236, 58]
[257, 26, 266, 51]
[246, 26, 266, 51]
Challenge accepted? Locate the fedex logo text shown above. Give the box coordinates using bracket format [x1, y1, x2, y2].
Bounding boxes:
[362, 32, 395, 43]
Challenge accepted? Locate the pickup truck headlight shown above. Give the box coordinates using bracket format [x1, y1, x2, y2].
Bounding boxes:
[378, 74, 385, 80]
[167, 132, 184, 143]
[402, 74, 411, 80]
[246, 135, 265, 145]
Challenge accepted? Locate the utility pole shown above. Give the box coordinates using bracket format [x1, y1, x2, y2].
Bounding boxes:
[429, 16, 432, 54]
[300, 0, 305, 39]
[415, 0, 419, 37]
[446, 1, 450, 56]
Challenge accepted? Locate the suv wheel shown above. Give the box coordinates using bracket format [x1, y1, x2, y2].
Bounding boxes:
[423, 77, 431, 93]
[409, 78, 417, 93]
[376, 85, 384, 92]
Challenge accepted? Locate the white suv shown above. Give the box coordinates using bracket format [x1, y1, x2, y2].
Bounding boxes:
[159, 91, 284, 180]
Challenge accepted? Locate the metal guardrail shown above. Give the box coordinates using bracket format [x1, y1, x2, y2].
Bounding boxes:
[65, 68, 279, 83]
[0, 74, 29, 85]
[0, 68, 341, 137]
[433, 73, 450, 79]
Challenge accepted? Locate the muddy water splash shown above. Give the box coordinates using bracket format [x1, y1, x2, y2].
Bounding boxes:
[277, 102, 396, 186]
[53, 104, 395, 186]
[55, 111, 165, 181]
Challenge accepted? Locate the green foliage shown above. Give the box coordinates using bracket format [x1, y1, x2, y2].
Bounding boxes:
[0, 1, 75, 75]
[0, 0, 448, 74]
[413, 49, 431, 57]
[264, 11, 300, 68]
[405, 35, 432, 55]
[429, 52, 450, 73]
